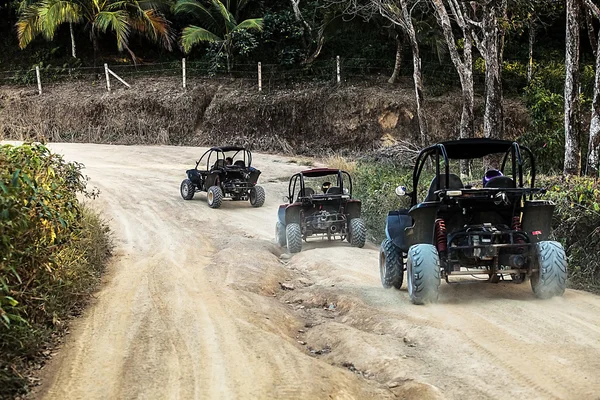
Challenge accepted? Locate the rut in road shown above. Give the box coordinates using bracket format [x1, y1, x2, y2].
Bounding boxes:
[34, 144, 600, 400]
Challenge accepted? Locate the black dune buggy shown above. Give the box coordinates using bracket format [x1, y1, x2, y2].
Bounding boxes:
[380, 138, 568, 304]
[180, 146, 265, 209]
[275, 168, 366, 253]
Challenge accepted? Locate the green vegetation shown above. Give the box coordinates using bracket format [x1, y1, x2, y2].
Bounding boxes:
[0, 143, 112, 397]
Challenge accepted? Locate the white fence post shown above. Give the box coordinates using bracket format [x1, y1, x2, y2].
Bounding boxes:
[182, 58, 186, 89]
[35, 66, 42, 95]
[336, 55, 341, 84]
[258, 62, 262, 92]
[104, 63, 111, 92]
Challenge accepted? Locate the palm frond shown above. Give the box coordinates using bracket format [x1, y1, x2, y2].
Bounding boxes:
[181, 24, 222, 53]
[173, 0, 219, 31]
[94, 10, 130, 51]
[133, 9, 174, 50]
[42, 0, 83, 39]
[16, 5, 43, 49]
[233, 18, 263, 32]
[212, 0, 236, 33]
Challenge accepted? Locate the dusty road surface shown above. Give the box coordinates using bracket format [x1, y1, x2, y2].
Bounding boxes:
[33, 143, 600, 400]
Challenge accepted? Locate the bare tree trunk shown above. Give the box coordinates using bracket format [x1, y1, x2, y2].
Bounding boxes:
[587, 40, 600, 175]
[433, 0, 474, 175]
[528, 20, 535, 84]
[564, 0, 582, 175]
[482, 1, 504, 142]
[584, 0, 600, 175]
[70, 22, 76, 58]
[388, 30, 403, 84]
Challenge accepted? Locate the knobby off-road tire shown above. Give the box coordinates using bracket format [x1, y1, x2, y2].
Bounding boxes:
[275, 222, 287, 247]
[380, 239, 403, 289]
[286, 223, 302, 253]
[250, 185, 266, 208]
[531, 241, 568, 299]
[406, 244, 441, 305]
[180, 179, 195, 200]
[207, 186, 223, 209]
[349, 218, 366, 248]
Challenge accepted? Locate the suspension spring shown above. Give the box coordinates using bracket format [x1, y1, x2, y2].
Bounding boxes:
[435, 218, 448, 253]
[512, 215, 525, 244]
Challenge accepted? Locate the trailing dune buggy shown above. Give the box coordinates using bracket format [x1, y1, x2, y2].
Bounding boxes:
[275, 168, 366, 253]
[180, 146, 265, 208]
[380, 138, 568, 304]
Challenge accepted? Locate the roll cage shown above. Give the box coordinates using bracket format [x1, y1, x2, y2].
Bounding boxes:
[195, 146, 253, 171]
[410, 139, 538, 206]
[287, 168, 353, 203]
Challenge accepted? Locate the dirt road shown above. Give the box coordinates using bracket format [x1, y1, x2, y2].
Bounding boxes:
[35, 144, 600, 400]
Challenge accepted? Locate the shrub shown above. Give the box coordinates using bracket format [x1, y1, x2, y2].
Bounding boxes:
[0, 143, 111, 397]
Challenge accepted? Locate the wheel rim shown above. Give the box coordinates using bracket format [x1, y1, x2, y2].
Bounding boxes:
[250, 189, 256, 204]
[208, 191, 214, 204]
[182, 184, 188, 197]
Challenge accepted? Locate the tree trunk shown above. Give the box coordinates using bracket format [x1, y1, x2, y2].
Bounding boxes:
[70, 23, 76, 58]
[388, 31, 403, 84]
[482, 3, 503, 141]
[564, 0, 582, 175]
[401, 2, 428, 145]
[587, 44, 600, 175]
[528, 20, 535, 84]
[586, 7, 597, 57]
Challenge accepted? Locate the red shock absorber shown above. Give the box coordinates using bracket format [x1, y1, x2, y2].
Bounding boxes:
[512, 215, 525, 244]
[435, 218, 447, 253]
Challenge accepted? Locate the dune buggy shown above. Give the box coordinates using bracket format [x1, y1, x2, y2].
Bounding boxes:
[380, 138, 568, 304]
[180, 146, 265, 209]
[275, 168, 366, 253]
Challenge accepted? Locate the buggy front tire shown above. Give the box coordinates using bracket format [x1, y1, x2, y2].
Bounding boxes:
[180, 179, 195, 200]
[349, 218, 367, 248]
[286, 223, 302, 253]
[406, 244, 441, 305]
[275, 222, 287, 247]
[250, 186, 266, 207]
[380, 239, 403, 289]
[207, 186, 223, 209]
[531, 241, 567, 299]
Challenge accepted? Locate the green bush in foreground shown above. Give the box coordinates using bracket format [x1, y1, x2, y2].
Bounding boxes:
[0, 143, 111, 397]
[353, 161, 600, 293]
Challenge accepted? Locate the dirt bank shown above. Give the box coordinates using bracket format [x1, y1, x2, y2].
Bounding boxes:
[0, 79, 529, 154]
[31, 143, 600, 400]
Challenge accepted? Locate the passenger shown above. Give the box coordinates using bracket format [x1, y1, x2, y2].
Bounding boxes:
[483, 169, 503, 186]
[225, 157, 233, 166]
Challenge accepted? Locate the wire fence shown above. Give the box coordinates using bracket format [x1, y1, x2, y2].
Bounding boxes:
[0, 56, 495, 95]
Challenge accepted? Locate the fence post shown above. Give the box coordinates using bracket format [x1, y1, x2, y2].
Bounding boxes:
[104, 63, 111, 92]
[182, 58, 186, 89]
[35, 66, 42, 95]
[336, 55, 341, 84]
[258, 62, 262, 92]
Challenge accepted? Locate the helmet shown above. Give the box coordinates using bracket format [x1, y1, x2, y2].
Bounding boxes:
[483, 169, 503, 186]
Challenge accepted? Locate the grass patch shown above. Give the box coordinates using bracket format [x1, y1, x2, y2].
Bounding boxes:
[0, 143, 112, 398]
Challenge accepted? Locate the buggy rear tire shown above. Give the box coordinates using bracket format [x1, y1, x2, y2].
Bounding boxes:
[531, 241, 567, 299]
[380, 239, 403, 289]
[286, 223, 302, 253]
[250, 186, 265, 207]
[406, 244, 441, 305]
[180, 179, 195, 200]
[349, 218, 366, 248]
[207, 186, 223, 209]
[275, 222, 287, 247]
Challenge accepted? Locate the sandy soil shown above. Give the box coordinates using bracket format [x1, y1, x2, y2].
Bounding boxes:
[32, 143, 600, 400]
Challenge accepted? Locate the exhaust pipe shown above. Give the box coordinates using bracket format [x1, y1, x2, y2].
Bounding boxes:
[508, 255, 525, 268]
[330, 225, 338, 233]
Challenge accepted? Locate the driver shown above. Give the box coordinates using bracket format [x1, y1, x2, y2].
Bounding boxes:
[225, 157, 233, 166]
[321, 181, 332, 194]
[483, 169, 503, 186]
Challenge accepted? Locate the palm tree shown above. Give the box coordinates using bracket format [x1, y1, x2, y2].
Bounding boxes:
[16, 0, 174, 63]
[174, 0, 263, 72]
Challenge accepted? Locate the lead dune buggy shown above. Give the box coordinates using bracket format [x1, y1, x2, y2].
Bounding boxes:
[180, 146, 265, 208]
[380, 138, 568, 304]
[276, 168, 366, 253]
